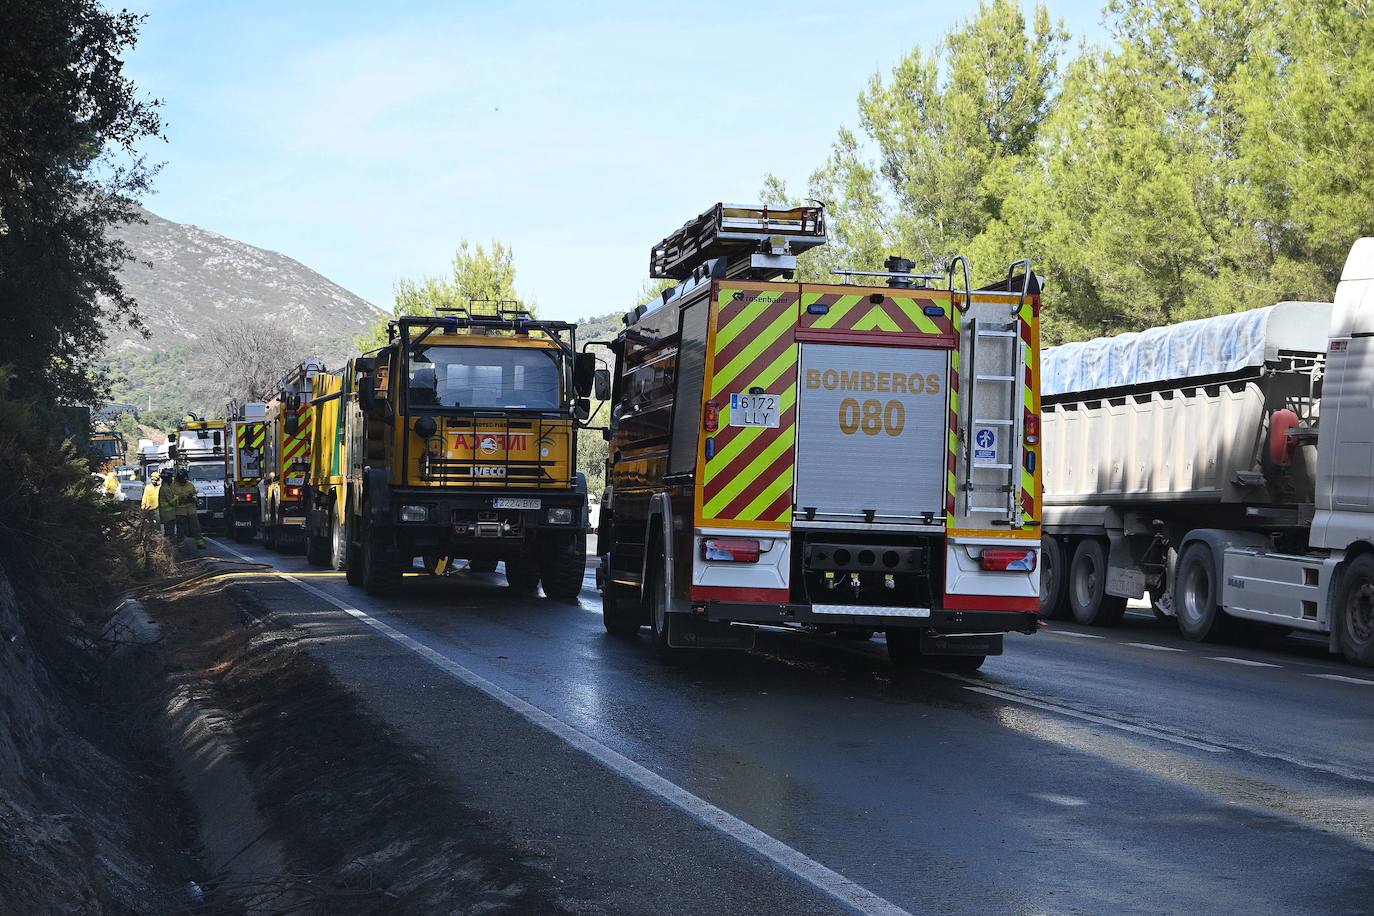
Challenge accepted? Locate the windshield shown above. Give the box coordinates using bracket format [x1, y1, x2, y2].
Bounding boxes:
[408, 345, 561, 409]
[184, 464, 224, 482]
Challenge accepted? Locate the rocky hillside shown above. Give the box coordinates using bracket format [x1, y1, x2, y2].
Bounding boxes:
[108, 207, 382, 355]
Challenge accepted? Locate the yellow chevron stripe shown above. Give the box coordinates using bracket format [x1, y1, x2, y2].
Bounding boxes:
[894, 298, 943, 334]
[704, 382, 798, 485]
[712, 310, 796, 393]
[715, 292, 777, 350]
[703, 424, 797, 517]
[850, 305, 903, 332]
[736, 464, 795, 521]
[807, 294, 863, 329]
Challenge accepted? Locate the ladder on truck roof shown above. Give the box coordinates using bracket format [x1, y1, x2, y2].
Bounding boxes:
[962, 260, 1034, 527]
[650, 203, 827, 281]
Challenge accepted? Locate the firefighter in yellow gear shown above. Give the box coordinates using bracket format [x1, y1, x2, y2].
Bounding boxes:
[166, 468, 205, 549]
[141, 473, 161, 512]
[103, 471, 120, 496]
[154, 469, 177, 538]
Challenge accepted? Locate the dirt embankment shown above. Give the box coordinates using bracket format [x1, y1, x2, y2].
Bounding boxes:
[0, 565, 204, 915]
[146, 569, 573, 914]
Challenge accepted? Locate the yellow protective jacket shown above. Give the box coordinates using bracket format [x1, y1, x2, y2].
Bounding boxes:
[165, 480, 199, 516]
[141, 481, 160, 511]
[103, 472, 120, 495]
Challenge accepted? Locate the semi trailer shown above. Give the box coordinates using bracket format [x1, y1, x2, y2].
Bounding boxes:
[1040, 238, 1374, 666]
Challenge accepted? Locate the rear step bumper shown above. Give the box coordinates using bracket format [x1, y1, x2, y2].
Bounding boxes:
[703, 601, 1039, 635]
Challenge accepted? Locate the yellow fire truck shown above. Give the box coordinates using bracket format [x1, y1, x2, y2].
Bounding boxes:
[597, 203, 1043, 669]
[260, 359, 325, 550]
[224, 401, 266, 542]
[304, 308, 597, 598]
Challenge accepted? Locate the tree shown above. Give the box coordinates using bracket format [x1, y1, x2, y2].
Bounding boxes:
[356, 241, 523, 352]
[193, 319, 303, 406]
[0, 0, 162, 406]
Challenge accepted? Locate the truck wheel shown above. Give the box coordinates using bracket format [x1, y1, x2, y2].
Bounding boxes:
[360, 526, 402, 595]
[1174, 542, 1226, 642]
[601, 578, 646, 636]
[885, 628, 928, 671]
[539, 532, 587, 601]
[263, 518, 277, 550]
[1336, 554, 1374, 667]
[330, 510, 348, 571]
[344, 510, 363, 588]
[305, 526, 330, 566]
[504, 557, 541, 593]
[467, 559, 497, 573]
[646, 551, 680, 664]
[1069, 539, 1127, 626]
[1039, 536, 1070, 620]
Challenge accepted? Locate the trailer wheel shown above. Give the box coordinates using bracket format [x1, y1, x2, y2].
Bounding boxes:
[540, 532, 587, 601]
[1039, 536, 1070, 620]
[1174, 542, 1226, 641]
[1069, 539, 1127, 626]
[1336, 554, 1374, 667]
[466, 559, 497, 574]
[504, 556, 541, 594]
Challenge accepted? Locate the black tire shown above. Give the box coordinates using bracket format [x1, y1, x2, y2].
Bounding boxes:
[262, 515, 277, 550]
[305, 527, 330, 566]
[646, 552, 679, 664]
[1174, 542, 1226, 642]
[505, 556, 541, 593]
[1069, 539, 1127, 627]
[886, 628, 928, 671]
[344, 503, 363, 587]
[539, 532, 587, 601]
[601, 579, 645, 636]
[1336, 554, 1374, 667]
[329, 509, 348, 572]
[360, 521, 402, 596]
[467, 558, 498, 574]
[1039, 536, 1070, 620]
[1148, 547, 1179, 623]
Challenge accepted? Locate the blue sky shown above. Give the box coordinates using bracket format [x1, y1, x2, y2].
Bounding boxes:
[125, 1, 1108, 321]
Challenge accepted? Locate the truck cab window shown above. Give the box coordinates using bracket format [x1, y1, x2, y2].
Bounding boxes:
[409, 346, 561, 409]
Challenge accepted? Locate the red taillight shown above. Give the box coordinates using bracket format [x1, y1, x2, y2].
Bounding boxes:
[980, 548, 1036, 572]
[1024, 414, 1040, 445]
[286, 486, 302, 499]
[704, 399, 720, 433]
[235, 492, 256, 503]
[701, 537, 760, 563]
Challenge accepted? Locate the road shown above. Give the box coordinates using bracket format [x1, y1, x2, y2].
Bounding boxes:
[207, 537, 1374, 915]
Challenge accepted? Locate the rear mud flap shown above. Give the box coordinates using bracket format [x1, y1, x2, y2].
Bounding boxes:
[667, 615, 757, 651]
[920, 631, 1003, 657]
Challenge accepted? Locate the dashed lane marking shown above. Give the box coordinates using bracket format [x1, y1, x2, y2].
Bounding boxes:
[1208, 657, 1281, 668]
[1045, 629, 1105, 639]
[275, 571, 912, 916]
[1126, 642, 1186, 652]
[1309, 673, 1374, 687]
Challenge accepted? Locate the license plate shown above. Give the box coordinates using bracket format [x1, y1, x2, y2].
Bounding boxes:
[493, 497, 541, 510]
[212, 512, 224, 519]
[730, 393, 780, 428]
[474, 466, 507, 478]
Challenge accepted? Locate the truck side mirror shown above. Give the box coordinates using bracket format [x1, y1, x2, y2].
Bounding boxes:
[574, 353, 596, 397]
[284, 413, 299, 436]
[358, 376, 376, 409]
[592, 368, 611, 401]
[355, 357, 378, 373]
[167, 445, 179, 459]
[574, 398, 591, 421]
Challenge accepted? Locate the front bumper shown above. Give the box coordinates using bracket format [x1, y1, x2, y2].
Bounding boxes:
[386, 488, 590, 534]
[704, 601, 1040, 635]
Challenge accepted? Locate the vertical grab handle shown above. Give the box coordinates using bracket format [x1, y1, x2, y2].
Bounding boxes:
[1006, 259, 1033, 312]
[947, 255, 972, 313]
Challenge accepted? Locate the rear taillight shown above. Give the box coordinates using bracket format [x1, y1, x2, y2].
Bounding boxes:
[704, 399, 720, 433]
[980, 548, 1036, 572]
[286, 486, 302, 499]
[1024, 414, 1040, 445]
[235, 492, 256, 503]
[702, 537, 760, 563]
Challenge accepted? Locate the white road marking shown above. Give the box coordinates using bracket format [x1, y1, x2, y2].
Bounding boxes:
[1032, 793, 1088, 807]
[279, 573, 911, 916]
[1309, 673, 1374, 687]
[207, 537, 258, 564]
[1046, 629, 1105, 639]
[950, 680, 1229, 753]
[1126, 642, 1185, 652]
[1208, 657, 1280, 668]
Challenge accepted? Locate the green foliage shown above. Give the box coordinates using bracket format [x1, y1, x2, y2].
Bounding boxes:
[778, 0, 1374, 344]
[357, 241, 525, 352]
[0, 0, 162, 405]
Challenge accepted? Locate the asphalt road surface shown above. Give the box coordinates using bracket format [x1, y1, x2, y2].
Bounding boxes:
[207, 537, 1374, 915]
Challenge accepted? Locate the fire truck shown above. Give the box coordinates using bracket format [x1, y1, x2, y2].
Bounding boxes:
[304, 307, 597, 598]
[596, 203, 1043, 669]
[260, 359, 325, 550]
[168, 416, 228, 529]
[224, 401, 267, 542]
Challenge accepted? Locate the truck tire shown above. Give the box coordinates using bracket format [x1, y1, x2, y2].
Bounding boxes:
[305, 525, 330, 566]
[1336, 554, 1374, 667]
[539, 532, 587, 601]
[504, 557, 541, 593]
[262, 514, 277, 550]
[467, 559, 498, 573]
[344, 508, 363, 588]
[1069, 539, 1127, 626]
[886, 628, 928, 671]
[601, 577, 646, 636]
[1174, 542, 1226, 642]
[645, 549, 680, 664]
[360, 525, 402, 595]
[1039, 536, 1070, 620]
[330, 510, 348, 571]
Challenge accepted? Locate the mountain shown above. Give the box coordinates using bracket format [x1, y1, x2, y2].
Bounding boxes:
[101, 207, 385, 421]
[107, 207, 383, 354]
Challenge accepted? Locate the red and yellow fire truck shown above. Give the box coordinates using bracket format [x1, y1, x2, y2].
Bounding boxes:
[597, 203, 1042, 669]
[260, 359, 325, 550]
[224, 401, 266, 542]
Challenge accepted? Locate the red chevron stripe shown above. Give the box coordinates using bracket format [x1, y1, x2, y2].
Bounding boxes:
[701, 402, 797, 506]
[712, 294, 797, 373]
